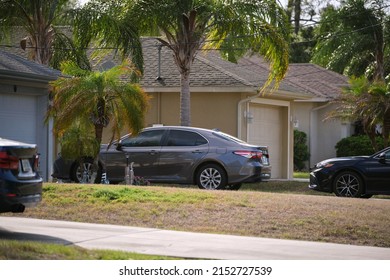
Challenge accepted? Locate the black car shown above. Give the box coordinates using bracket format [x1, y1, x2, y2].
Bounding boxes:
[309, 147, 390, 198]
[52, 126, 271, 190]
[0, 138, 42, 213]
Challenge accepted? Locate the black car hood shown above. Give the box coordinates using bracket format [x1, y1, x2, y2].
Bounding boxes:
[321, 156, 370, 164]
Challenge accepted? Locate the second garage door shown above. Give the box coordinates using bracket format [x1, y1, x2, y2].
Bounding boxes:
[248, 103, 286, 179]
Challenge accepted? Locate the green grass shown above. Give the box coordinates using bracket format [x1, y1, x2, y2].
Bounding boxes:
[0, 240, 180, 260]
[293, 172, 310, 179]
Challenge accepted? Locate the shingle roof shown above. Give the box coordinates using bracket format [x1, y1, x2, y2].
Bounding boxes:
[1, 33, 349, 99]
[285, 63, 349, 99]
[141, 38, 252, 88]
[141, 38, 349, 100]
[0, 50, 60, 79]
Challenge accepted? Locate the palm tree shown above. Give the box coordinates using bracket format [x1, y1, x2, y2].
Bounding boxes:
[0, 0, 143, 71]
[0, 0, 85, 67]
[327, 76, 390, 151]
[48, 59, 149, 145]
[127, 0, 290, 126]
[312, 0, 389, 81]
[47, 59, 149, 182]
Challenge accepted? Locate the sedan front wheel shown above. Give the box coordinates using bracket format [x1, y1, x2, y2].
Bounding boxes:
[196, 164, 227, 190]
[333, 171, 363, 198]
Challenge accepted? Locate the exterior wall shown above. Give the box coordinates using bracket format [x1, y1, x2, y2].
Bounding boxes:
[144, 91, 240, 136]
[292, 102, 353, 168]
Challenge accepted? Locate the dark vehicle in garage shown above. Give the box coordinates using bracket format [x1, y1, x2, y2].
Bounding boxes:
[52, 126, 271, 190]
[309, 147, 390, 198]
[0, 138, 42, 213]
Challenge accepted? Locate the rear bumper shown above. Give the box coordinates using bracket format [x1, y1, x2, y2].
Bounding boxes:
[231, 165, 271, 184]
[0, 177, 43, 213]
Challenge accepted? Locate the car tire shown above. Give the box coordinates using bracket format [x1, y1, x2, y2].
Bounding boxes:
[71, 158, 101, 184]
[333, 171, 363, 198]
[196, 164, 227, 190]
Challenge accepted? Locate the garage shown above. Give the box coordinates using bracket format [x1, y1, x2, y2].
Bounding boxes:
[0, 50, 60, 181]
[247, 101, 290, 179]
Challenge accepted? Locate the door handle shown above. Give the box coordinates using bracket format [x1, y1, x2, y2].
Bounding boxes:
[149, 150, 159, 155]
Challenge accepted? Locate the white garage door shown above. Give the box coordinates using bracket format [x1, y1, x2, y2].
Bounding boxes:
[248, 103, 283, 178]
[0, 94, 37, 144]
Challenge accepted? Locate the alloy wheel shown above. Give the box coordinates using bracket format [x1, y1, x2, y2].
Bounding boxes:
[334, 172, 363, 197]
[197, 164, 226, 190]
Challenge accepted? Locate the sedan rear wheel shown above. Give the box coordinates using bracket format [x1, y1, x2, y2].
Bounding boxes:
[71, 159, 101, 184]
[333, 171, 363, 198]
[196, 164, 227, 190]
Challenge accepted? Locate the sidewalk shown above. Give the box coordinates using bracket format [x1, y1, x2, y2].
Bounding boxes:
[1, 217, 390, 260]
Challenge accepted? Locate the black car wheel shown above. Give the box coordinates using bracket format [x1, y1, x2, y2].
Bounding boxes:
[71, 159, 101, 184]
[196, 164, 227, 190]
[333, 171, 363, 198]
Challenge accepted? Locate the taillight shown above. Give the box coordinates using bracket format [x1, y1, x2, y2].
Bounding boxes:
[0, 151, 19, 170]
[33, 154, 39, 170]
[233, 151, 263, 159]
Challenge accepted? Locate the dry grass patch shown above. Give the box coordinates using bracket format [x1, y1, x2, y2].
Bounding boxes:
[6, 183, 390, 248]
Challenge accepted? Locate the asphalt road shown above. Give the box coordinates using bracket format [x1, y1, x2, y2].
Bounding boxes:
[1, 216, 390, 260]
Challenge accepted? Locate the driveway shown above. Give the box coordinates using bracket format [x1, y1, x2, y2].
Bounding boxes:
[1, 216, 390, 260]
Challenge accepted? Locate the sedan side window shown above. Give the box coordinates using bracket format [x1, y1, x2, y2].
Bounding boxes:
[166, 130, 208, 146]
[121, 130, 164, 147]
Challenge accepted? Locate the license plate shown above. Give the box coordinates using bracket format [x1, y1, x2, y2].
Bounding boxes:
[21, 159, 32, 173]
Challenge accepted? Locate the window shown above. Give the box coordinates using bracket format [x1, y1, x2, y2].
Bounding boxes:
[121, 130, 165, 147]
[166, 130, 208, 146]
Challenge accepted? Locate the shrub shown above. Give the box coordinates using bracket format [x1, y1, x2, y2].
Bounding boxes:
[294, 130, 310, 171]
[335, 135, 384, 157]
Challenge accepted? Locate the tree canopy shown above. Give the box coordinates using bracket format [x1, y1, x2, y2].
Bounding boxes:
[125, 0, 290, 126]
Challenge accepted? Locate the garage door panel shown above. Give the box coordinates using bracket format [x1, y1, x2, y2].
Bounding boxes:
[0, 94, 37, 144]
[248, 103, 283, 178]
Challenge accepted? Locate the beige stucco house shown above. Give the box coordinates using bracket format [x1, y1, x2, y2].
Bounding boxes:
[1, 34, 352, 181]
[107, 38, 351, 179]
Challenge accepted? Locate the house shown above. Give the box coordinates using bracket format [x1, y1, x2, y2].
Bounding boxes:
[0, 50, 60, 181]
[113, 38, 352, 179]
[1, 36, 352, 181]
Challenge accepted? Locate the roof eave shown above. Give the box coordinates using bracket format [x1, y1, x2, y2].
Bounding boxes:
[0, 70, 60, 83]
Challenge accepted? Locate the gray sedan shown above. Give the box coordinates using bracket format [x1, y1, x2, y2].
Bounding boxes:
[52, 126, 271, 190]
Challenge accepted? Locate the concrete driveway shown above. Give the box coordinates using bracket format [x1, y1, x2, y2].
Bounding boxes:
[1, 216, 390, 260]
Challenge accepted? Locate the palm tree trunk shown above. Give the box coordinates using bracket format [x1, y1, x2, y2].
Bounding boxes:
[382, 109, 390, 147]
[363, 118, 378, 152]
[180, 72, 191, 126]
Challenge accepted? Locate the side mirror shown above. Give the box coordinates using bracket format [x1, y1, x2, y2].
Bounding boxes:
[378, 152, 387, 163]
[116, 141, 123, 151]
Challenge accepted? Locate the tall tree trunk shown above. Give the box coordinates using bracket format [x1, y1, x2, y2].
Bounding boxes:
[363, 118, 378, 152]
[180, 71, 191, 126]
[382, 108, 390, 147]
[294, 0, 301, 35]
